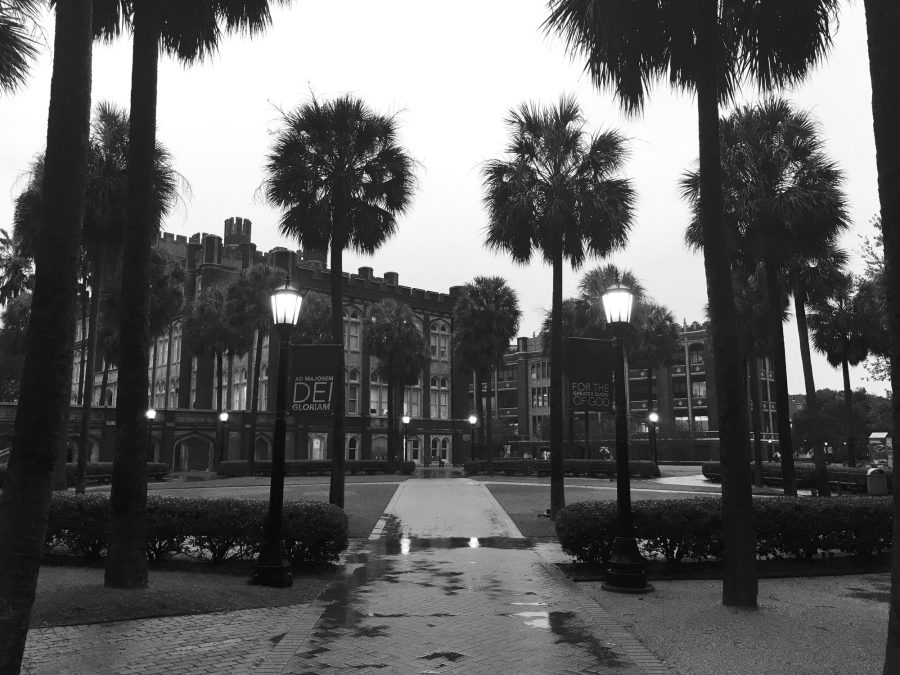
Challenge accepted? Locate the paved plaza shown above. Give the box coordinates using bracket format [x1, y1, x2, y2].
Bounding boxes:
[20, 474, 889, 674]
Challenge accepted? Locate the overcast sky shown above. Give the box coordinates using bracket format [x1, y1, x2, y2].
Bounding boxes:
[0, 1, 886, 397]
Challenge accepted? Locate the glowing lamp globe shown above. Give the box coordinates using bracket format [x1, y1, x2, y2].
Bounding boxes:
[270, 281, 303, 327]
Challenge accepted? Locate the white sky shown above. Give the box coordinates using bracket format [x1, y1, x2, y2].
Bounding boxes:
[0, 1, 886, 397]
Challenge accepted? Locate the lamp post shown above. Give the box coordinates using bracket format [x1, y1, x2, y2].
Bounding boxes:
[648, 411, 659, 466]
[252, 279, 302, 588]
[219, 410, 228, 462]
[602, 282, 652, 594]
[145, 409, 156, 462]
[402, 415, 410, 462]
[469, 414, 478, 461]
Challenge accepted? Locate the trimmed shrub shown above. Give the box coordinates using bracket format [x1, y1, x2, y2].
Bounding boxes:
[0, 462, 169, 488]
[218, 459, 391, 477]
[465, 458, 659, 478]
[464, 460, 481, 476]
[44, 492, 349, 567]
[398, 461, 416, 475]
[556, 495, 892, 564]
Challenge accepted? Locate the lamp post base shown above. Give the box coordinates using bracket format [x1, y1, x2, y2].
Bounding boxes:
[602, 536, 653, 594]
[252, 539, 293, 588]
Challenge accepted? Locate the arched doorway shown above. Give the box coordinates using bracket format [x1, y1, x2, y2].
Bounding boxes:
[172, 434, 214, 471]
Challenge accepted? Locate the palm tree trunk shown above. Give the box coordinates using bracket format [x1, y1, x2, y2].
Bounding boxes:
[105, 0, 161, 590]
[794, 291, 830, 495]
[77, 256, 105, 493]
[246, 328, 264, 475]
[747, 357, 764, 487]
[764, 261, 796, 495]
[549, 248, 565, 518]
[474, 369, 486, 460]
[77, 285, 88, 405]
[328, 239, 346, 507]
[485, 363, 494, 472]
[842, 359, 855, 467]
[0, 3, 93, 668]
[860, 5, 900, 665]
[696, 0, 756, 608]
[150, 335, 158, 409]
[387, 369, 396, 471]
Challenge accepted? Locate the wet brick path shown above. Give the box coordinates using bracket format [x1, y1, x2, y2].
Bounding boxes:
[22, 479, 673, 674]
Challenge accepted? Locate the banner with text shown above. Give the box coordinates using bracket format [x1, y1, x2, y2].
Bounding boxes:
[565, 337, 613, 412]
[289, 344, 342, 415]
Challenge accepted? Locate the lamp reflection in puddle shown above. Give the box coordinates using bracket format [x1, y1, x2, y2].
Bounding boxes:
[400, 537, 411, 555]
[468, 537, 480, 548]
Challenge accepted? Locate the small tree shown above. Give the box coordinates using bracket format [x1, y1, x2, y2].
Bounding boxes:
[363, 300, 429, 470]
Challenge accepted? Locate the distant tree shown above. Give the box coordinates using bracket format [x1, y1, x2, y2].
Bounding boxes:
[264, 94, 416, 506]
[451, 276, 520, 467]
[363, 300, 429, 470]
[0, 292, 31, 401]
[225, 265, 280, 475]
[808, 273, 872, 467]
[0, 226, 33, 307]
[482, 96, 635, 518]
[293, 291, 333, 346]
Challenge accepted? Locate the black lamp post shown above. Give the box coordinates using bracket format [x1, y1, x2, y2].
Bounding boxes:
[648, 411, 659, 466]
[402, 415, 410, 462]
[252, 279, 302, 588]
[469, 414, 478, 461]
[602, 282, 652, 594]
[145, 408, 156, 462]
[218, 411, 229, 463]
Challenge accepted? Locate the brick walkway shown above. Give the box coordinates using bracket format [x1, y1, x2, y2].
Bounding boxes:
[22, 478, 672, 674]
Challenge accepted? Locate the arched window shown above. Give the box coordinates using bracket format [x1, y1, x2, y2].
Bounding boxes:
[233, 367, 247, 410]
[259, 364, 268, 410]
[430, 376, 449, 419]
[346, 368, 360, 415]
[370, 371, 387, 416]
[441, 437, 450, 462]
[346, 435, 359, 460]
[172, 322, 182, 364]
[404, 375, 422, 418]
[344, 308, 361, 351]
[430, 321, 450, 361]
[168, 377, 179, 409]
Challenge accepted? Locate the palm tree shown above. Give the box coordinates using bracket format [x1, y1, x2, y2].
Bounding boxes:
[545, 0, 840, 608]
[362, 300, 430, 470]
[0, 227, 33, 307]
[0, 0, 41, 93]
[263, 94, 416, 507]
[91, 0, 290, 591]
[682, 99, 849, 495]
[630, 300, 680, 435]
[578, 263, 645, 336]
[225, 265, 280, 475]
[0, 292, 31, 401]
[451, 277, 521, 469]
[808, 273, 872, 468]
[0, 2, 93, 669]
[293, 291, 333, 346]
[482, 96, 636, 518]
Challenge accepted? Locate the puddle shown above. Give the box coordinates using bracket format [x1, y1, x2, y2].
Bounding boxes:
[373, 536, 534, 554]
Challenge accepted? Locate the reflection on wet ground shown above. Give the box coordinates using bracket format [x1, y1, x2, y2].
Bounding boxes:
[281, 535, 647, 674]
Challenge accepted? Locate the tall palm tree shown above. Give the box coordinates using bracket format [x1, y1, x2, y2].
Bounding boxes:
[682, 99, 849, 495]
[0, 2, 93, 669]
[578, 263, 645, 335]
[545, 0, 840, 608]
[225, 264, 280, 475]
[263, 94, 416, 507]
[808, 273, 871, 468]
[91, 0, 291, 591]
[482, 96, 636, 519]
[630, 299, 680, 432]
[0, 0, 41, 93]
[451, 277, 521, 468]
[362, 300, 430, 470]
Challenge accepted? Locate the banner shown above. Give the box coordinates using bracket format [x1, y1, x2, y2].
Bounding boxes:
[289, 344, 342, 415]
[565, 337, 613, 412]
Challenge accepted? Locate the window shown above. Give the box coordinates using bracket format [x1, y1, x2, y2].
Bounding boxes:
[404, 375, 422, 417]
[347, 368, 360, 415]
[672, 379, 688, 398]
[531, 386, 549, 409]
[168, 377, 179, 409]
[370, 371, 387, 415]
[410, 436, 421, 461]
[346, 435, 359, 460]
[691, 380, 707, 398]
[172, 323, 182, 364]
[430, 321, 450, 360]
[344, 309, 361, 351]
[693, 415, 710, 432]
[233, 367, 247, 410]
[689, 349, 704, 367]
[675, 416, 691, 431]
[441, 437, 450, 461]
[259, 364, 268, 410]
[430, 376, 449, 419]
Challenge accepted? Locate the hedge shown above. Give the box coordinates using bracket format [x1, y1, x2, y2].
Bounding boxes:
[218, 459, 393, 477]
[701, 461, 892, 492]
[556, 495, 893, 565]
[45, 492, 349, 566]
[464, 458, 660, 478]
[0, 462, 169, 488]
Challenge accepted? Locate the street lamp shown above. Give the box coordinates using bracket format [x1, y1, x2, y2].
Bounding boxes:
[469, 414, 478, 461]
[648, 411, 659, 466]
[402, 415, 410, 462]
[145, 409, 156, 462]
[602, 282, 652, 594]
[218, 411, 229, 463]
[252, 279, 302, 588]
